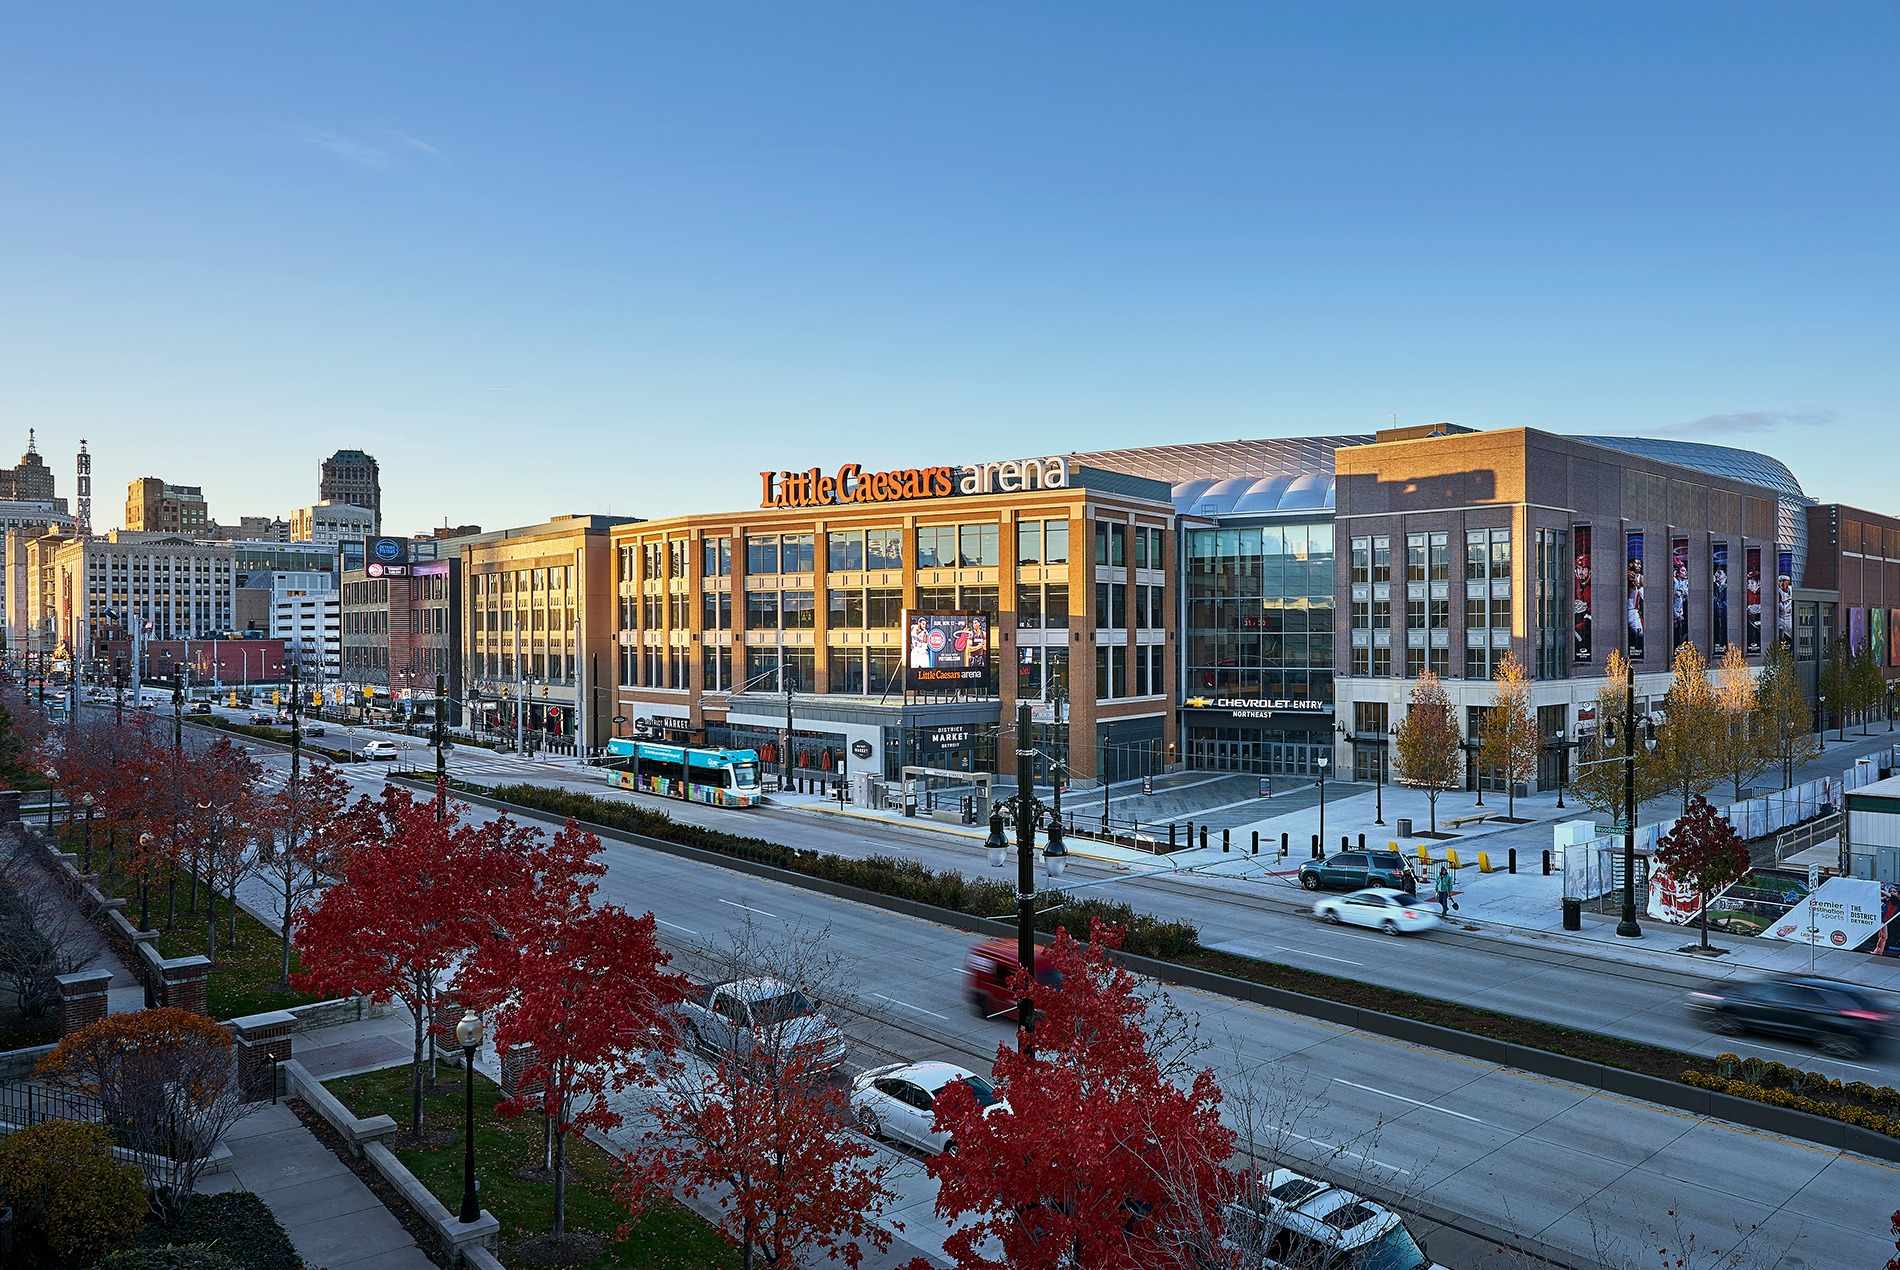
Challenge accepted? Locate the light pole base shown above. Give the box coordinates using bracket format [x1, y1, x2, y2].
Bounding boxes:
[1615, 918, 1643, 938]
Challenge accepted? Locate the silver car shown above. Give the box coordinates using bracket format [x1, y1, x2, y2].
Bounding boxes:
[850, 1061, 1005, 1154]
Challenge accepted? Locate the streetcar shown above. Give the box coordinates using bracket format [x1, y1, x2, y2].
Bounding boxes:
[601, 738, 764, 807]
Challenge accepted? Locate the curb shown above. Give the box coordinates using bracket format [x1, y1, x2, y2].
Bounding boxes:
[401, 775, 1900, 1167]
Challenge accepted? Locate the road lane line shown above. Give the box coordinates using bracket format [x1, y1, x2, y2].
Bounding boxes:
[655, 919, 698, 935]
[1333, 1078, 1486, 1123]
[716, 898, 778, 918]
[873, 993, 949, 1021]
[1282, 948, 1364, 966]
[1743, 1042, 1876, 1072]
[1279, 1130, 1412, 1175]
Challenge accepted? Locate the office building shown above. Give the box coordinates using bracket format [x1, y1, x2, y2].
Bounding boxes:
[340, 550, 461, 720]
[291, 500, 378, 548]
[0, 432, 65, 509]
[126, 478, 210, 535]
[320, 450, 381, 532]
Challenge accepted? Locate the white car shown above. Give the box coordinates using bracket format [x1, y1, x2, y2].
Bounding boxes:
[361, 739, 399, 759]
[850, 1061, 1005, 1154]
[1312, 887, 1440, 936]
[1223, 1167, 1449, 1269]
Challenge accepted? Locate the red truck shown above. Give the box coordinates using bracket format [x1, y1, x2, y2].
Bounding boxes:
[963, 939, 1063, 1020]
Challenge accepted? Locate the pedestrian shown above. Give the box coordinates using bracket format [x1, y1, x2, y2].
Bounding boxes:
[1434, 863, 1454, 917]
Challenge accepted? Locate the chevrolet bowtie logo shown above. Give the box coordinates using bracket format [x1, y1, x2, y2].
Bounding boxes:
[1185, 696, 1211, 707]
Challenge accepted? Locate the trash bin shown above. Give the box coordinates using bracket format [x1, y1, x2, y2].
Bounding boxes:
[1562, 896, 1582, 931]
[1395, 817, 1413, 838]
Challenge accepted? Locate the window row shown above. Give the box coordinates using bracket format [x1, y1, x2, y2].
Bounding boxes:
[472, 566, 573, 596]
[1093, 583, 1166, 629]
[1094, 522, 1167, 570]
[1096, 643, 1166, 700]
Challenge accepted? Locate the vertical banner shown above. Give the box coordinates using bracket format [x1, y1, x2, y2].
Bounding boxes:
[1850, 607, 1868, 654]
[1744, 547, 1763, 655]
[1670, 537, 1690, 650]
[1625, 531, 1646, 660]
[1869, 608, 1884, 664]
[1775, 549, 1794, 647]
[1889, 608, 1900, 667]
[1572, 526, 1594, 663]
[1711, 542, 1730, 656]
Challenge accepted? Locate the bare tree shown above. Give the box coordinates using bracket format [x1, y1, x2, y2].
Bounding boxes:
[0, 837, 103, 1019]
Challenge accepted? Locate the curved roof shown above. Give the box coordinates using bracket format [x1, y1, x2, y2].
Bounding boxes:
[1063, 435, 1375, 517]
[1574, 436, 1810, 503]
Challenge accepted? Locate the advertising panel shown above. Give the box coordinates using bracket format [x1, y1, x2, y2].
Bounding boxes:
[904, 610, 990, 690]
[1625, 531, 1646, 660]
[1710, 541, 1729, 656]
[1744, 546, 1763, 655]
[1850, 606, 1868, 655]
[1762, 877, 1899, 955]
[1874, 607, 1888, 668]
[1670, 536, 1690, 650]
[1890, 608, 1900, 667]
[1775, 549, 1794, 647]
[1572, 526, 1593, 663]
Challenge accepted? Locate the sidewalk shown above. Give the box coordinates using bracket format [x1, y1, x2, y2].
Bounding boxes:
[200, 1100, 432, 1270]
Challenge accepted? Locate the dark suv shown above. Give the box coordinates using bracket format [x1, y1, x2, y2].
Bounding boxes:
[1687, 974, 1892, 1058]
[1299, 851, 1415, 895]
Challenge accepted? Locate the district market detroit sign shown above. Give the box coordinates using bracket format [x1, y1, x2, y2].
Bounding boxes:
[761, 455, 1071, 510]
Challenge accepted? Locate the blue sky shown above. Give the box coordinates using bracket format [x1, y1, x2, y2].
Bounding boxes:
[2, 3, 1893, 533]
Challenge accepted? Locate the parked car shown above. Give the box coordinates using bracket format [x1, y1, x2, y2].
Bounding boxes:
[964, 938, 1063, 1020]
[850, 1061, 1007, 1154]
[188, 702, 213, 714]
[678, 978, 847, 1074]
[1218, 1168, 1446, 1269]
[1687, 974, 1892, 1058]
[1299, 850, 1415, 894]
[1313, 888, 1440, 937]
[360, 739, 399, 759]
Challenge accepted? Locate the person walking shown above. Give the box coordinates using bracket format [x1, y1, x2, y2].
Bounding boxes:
[1434, 863, 1455, 917]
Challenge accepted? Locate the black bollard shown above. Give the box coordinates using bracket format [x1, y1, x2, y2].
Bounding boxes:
[1341, 834, 1349, 851]
[1508, 847, 1517, 874]
[1200, 824, 1209, 850]
[1222, 828, 1230, 853]
[1251, 830, 1259, 855]
[1170, 823, 1177, 848]
[1358, 833, 1366, 848]
[1280, 832, 1289, 858]
[1311, 834, 1320, 859]
[1542, 849, 1552, 876]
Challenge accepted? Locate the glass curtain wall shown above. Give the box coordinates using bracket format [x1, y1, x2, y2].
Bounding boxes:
[1184, 523, 1335, 703]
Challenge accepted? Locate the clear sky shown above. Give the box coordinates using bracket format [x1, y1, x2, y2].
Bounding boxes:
[2, 3, 1893, 534]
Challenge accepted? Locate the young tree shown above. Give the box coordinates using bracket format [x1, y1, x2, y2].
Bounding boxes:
[622, 923, 895, 1270]
[259, 760, 361, 986]
[1712, 646, 1769, 802]
[1653, 642, 1720, 815]
[1477, 651, 1538, 820]
[1817, 637, 1850, 738]
[1393, 671, 1463, 833]
[461, 882, 689, 1247]
[1754, 643, 1820, 790]
[188, 739, 266, 957]
[1654, 796, 1752, 950]
[1852, 643, 1886, 734]
[921, 921, 1234, 1270]
[36, 1007, 258, 1206]
[294, 787, 540, 1136]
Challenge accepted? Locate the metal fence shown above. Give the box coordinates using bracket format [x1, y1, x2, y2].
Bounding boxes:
[0, 1080, 186, 1162]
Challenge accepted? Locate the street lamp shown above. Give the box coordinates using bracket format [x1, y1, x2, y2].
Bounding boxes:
[80, 792, 95, 873]
[455, 1009, 484, 1223]
[136, 833, 153, 932]
[44, 765, 57, 836]
[1817, 694, 1827, 753]
[1459, 737, 1486, 808]
[1604, 658, 1658, 939]
[1315, 754, 1329, 853]
[1545, 729, 1575, 810]
[1336, 721, 1387, 827]
[986, 703, 1070, 1050]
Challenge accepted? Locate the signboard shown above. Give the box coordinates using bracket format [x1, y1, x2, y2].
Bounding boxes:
[850, 739, 873, 761]
[905, 610, 990, 689]
[1744, 546, 1763, 655]
[1762, 877, 1888, 951]
[1258, 776, 1274, 798]
[1625, 531, 1645, 660]
[366, 536, 409, 567]
[1182, 697, 1328, 713]
[919, 724, 972, 751]
[1670, 536, 1690, 649]
[760, 455, 1069, 510]
[1710, 541, 1729, 656]
[1573, 525, 1593, 663]
[1141, 775, 1153, 795]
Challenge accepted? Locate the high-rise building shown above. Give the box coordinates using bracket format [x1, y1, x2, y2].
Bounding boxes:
[126, 478, 210, 535]
[320, 450, 381, 532]
[0, 430, 65, 509]
[290, 500, 378, 547]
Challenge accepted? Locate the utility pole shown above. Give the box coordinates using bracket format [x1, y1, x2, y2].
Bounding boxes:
[1616, 659, 1642, 938]
[783, 674, 795, 788]
[288, 657, 303, 786]
[171, 664, 185, 751]
[434, 670, 448, 820]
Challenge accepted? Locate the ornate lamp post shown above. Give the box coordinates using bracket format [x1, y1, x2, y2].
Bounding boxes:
[80, 792, 95, 872]
[456, 1009, 484, 1223]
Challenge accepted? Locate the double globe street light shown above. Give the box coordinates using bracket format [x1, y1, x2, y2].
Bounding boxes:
[984, 703, 1069, 1048]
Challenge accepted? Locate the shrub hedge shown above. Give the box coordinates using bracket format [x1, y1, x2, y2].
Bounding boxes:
[482, 781, 1203, 959]
[1681, 1068, 1900, 1138]
[135, 1193, 301, 1270]
[0, 1121, 147, 1265]
[99, 1246, 239, 1270]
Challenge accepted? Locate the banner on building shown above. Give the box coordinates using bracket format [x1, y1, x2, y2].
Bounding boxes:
[1625, 532, 1645, 660]
[1762, 877, 1895, 954]
[1775, 549, 1794, 647]
[1744, 546, 1763, 655]
[1890, 608, 1900, 667]
[1670, 536, 1690, 650]
[1874, 607, 1888, 668]
[904, 610, 990, 689]
[1710, 541, 1729, 656]
[1572, 526, 1593, 663]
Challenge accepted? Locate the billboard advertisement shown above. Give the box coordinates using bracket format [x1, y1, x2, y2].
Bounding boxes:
[1850, 606, 1868, 655]
[1670, 536, 1690, 650]
[1572, 526, 1593, 663]
[1874, 607, 1888, 668]
[1744, 546, 1763, 655]
[905, 610, 990, 690]
[1776, 549, 1794, 647]
[1625, 531, 1645, 660]
[1890, 608, 1900, 667]
[1711, 541, 1729, 656]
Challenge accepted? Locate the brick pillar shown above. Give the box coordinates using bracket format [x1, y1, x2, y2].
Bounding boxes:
[55, 969, 112, 1036]
[227, 1009, 297, 1101]
[156, 954, 213, 1015]
[0, 788, 20, 827]
[499, 1043, 544, 1099]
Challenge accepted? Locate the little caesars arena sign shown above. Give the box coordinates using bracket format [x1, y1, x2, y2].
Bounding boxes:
[760, 455, 1070, 509]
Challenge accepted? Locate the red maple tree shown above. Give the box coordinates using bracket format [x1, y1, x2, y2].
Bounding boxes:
[258, 759, 363, 985]
[294, 786, 540, 1135]
[460, 875, 688, 1240]
[1886, 1209, 1899, 1270]
[1655, 795, 1753, 950]
[920, 921, 1236, 1270]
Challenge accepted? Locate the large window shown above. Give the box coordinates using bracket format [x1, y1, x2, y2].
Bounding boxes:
[1134, 526, 1164, 570]
[827, 530, 864, 573]
[702, 537, 732, 577]
[745, 591, 779, 629]
[781, 534, 815, 574]
[915, 586, 956, 612]
[1094, 521, 1127, 568]
[1465, 528, 1512, 679]
[1017, 519, 1070, 565]
[917, 526, 957, 568]
[1533, 527, 1566, 680]
[866, 529, 903, 571]
[828, 589, 865, 628]
[867, 588, 903, 628]
[781, 590, 816, 629]
[958, 524, 999, 567]
[1187, 523, 1335, 701]
[1017, 645, 1070, 700]
[745, 536, 779, 576]
[702, 591, 733, 629]
[1405, 531, 1450, 677]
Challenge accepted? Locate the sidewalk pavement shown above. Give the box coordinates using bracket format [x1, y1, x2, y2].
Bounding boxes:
[201, 1100, 433, 1270]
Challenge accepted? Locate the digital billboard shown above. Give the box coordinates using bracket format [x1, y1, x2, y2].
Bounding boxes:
[905, 610, 990, 690]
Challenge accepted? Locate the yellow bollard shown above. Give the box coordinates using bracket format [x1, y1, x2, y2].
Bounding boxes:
[1417, 844, 1432, 869]
[1478, 851, 1494, 874]
[1447, 848, 1463, 870]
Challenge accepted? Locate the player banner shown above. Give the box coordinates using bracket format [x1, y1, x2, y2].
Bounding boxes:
[1776, 549, 1794, 648]
[1711, 541, 1729, 656]
[1670, 536, 1690, 650]
[1625, 531, 1646, 660]
[1573, 526, 1593, 663]
[1744, 546, 1763, 655]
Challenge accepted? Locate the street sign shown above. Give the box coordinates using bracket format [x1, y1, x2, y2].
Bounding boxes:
[1141, 775, 1153, 795]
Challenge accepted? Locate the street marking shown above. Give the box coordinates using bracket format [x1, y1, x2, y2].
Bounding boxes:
[716, 898, 777, 918]
[1742, 1042, 1876, 1073]
[1283, 947, 1364, 966]
[655, 919, 698, 935]
[1280, 1130, 1411, 1175]
[873, 993, 949, 1021]
[1333, 1078, 1486, 1123]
